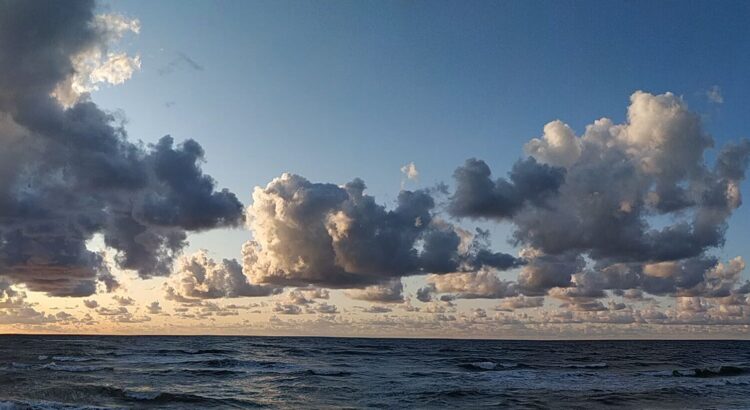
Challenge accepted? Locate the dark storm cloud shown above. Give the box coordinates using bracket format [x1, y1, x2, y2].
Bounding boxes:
[0, 0, 243, 296]
[242, 173, 520, 291]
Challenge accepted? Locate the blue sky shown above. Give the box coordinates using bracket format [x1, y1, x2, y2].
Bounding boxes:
[96, 0, 749, 263]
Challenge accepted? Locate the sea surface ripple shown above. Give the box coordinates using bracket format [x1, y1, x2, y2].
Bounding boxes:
[0, 336, 748, 409]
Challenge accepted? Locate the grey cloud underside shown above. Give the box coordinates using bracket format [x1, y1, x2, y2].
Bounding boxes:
[449, 157, 565, 220]
[0, 0, 243, 297]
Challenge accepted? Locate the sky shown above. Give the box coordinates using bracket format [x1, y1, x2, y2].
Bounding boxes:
[0, 0, 749, 338]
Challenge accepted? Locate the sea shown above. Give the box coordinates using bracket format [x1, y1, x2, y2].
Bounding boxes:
[0, 336, 747, 409]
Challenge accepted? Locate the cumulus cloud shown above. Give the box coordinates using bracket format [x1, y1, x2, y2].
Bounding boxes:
[347, 279, 405, 303]
[82, 299, 99, 309]
[496, 296, 545, 311]
[169, 251, 280, 299]
[0, 1, 244, 297]
[273, 303, 302, 315]
[146, 301, 162, 315]
[113, 295, 135, 306]
[448, 157, 565, 220]
[0, 280, 62, 324]
[427, 269, 518, 299]
[524, 120, 582, 168]
[242, 173, 519, 291]
[448, 91, 750, 309]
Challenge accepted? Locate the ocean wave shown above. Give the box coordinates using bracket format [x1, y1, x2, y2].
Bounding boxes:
[558, 362, 608, 369]
[115, 387, 254, 406]
[42, 363, 113, 373]
[50, 356, 94, 363]
[303, 369, 353, 377]
[147, 368, 244, 377]
[152, 348, 233, 355]
[458, 361, 525, 371]
[672, 366, 746, 378]
[201, 358, 269, 368]
[0, 399, 110, 410]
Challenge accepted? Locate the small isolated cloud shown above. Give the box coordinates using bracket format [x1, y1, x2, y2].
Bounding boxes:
[400, 162, 419, 188]
[146, 301, 162, 315]
[495, 296, 545, 311]
[401, 162, 419, 180]
[82, 300, 99, 309]
[706, 85, 723, 104]
[347, 279, 405, 303]
[113, 295, 135, 306]
[358, 305, 393, 314]
[273, 303, 302, 315]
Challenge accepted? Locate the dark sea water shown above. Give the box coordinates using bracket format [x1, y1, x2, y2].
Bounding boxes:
[0, 336, 748, 409]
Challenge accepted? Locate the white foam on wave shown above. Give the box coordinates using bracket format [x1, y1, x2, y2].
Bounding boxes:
[471, 361, 497, 370]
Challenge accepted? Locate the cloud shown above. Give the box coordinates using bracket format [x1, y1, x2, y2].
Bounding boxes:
[401, 162, 419, 180]
[82, 299, 98, 309]
[449, 91, 750, 306]
[400, 162, 419, 189]
[242, 173, 519, 290]
[358, 305, 393, 314]
[448, 157, 565, 220]
[347, 279, 404, 303]
[313, 302, 338, 315]
[273, 303, 302, 315]
[146, 301, 162, 315]
[416, 284, 436, 302]
[52, 12, 142, 106]
[0, 1, 244, 297]
[524, 120, 582, 168]
[495, 296, 545, 311]
[0, 280, 61, 324]
[169, 250, 280, 299]
[427, 269, 518, 299]
[113, 295, 135, 306]
[283, 288, 330, 305]
[706, 85, 723, 104]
